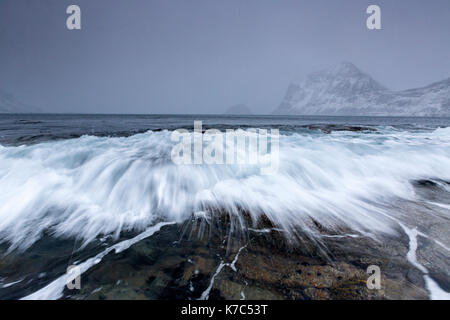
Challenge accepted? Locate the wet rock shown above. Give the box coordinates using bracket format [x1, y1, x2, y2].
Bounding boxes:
[1, 213, 441, 300]
[303, 287, 329, 300]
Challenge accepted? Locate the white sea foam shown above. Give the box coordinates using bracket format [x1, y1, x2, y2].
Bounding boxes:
[428, 202, 450, 211]
[0, 278, 23, 289]
[399, 223, 450, 300]
[424, 276, 450, 300]
[199, 244, 247, 300]
[0, 127, 449, 250]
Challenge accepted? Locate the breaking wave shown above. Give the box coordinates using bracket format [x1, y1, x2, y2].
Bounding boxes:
[1, 126, 450, 251]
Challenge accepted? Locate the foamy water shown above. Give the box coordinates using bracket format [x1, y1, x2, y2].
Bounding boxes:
[1, 126, 449, 252]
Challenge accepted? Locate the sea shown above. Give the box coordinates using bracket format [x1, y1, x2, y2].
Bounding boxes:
[0, 114, 449, 300]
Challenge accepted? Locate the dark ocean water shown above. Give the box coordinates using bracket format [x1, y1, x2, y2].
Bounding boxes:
[1, 114, 449, 146]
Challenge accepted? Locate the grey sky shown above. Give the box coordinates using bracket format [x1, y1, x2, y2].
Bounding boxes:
[0, 0, 449, 114]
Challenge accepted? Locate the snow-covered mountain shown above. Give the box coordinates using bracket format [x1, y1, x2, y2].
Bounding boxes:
[273, 62, 450, 116]
[0, 90, 41, 113]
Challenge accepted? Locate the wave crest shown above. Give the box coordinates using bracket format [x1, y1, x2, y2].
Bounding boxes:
[1, 128, 450, 251]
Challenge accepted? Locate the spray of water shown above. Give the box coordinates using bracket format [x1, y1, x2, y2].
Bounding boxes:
[0, 127, 449, 251]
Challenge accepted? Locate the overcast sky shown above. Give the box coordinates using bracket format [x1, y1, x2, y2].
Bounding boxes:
[0, 0, 449, 114]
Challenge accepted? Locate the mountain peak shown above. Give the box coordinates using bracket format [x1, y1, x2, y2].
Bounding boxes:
[274, 62, 450, 116]
[310, 61, 370, 80]
[299, 62, 386, 98]
[330, 61, 361, 74]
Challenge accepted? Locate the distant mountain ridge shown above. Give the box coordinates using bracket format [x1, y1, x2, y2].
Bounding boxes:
[0, 90, 41, 113]
[273, 62, 450, 116]
[224, 104, 253, 115]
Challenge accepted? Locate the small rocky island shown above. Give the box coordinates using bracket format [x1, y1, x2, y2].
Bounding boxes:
[224, 104, 253, 115]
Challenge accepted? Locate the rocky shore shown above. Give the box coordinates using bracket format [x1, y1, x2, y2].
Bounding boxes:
[58, 217, 443, 300]
[1, 192, 448, 300]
